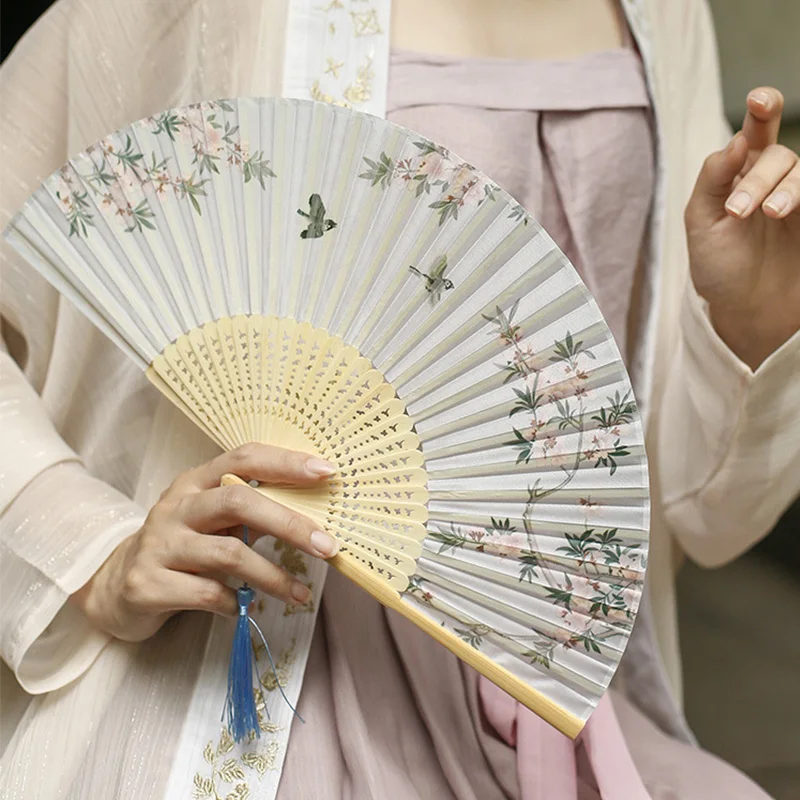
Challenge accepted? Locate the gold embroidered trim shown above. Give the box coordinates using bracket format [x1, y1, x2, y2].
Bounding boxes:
[273, 541, 308, 576]
[259, 639, 298, 692]
[308, 2, 384, 109]
[192, 640, 295, 797]
[350, 9, 382, 37]
[325, 57, 345, 78]
[343, 56, 374, 104]
[310, 80, 349, 108]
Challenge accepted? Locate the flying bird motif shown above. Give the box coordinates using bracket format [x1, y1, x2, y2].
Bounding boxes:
[298, 193, 337, 239]
[408, 254, 454, 305]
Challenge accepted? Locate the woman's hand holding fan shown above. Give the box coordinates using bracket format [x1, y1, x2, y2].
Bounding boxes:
[70, 444, 340, 642]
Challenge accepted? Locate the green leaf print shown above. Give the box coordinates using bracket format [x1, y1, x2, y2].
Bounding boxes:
[359, 152, 395, 188]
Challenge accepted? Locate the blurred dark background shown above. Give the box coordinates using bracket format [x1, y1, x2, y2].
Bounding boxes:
[1, 2, 54, 61]
[2, 1, 799, 797]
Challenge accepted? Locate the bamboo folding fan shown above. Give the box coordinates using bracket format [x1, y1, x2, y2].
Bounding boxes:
[4, 97, 649, 739]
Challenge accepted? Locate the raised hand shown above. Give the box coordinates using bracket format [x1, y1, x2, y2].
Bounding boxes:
[70, 444, 339, 642]
[685, 87, 800, 370]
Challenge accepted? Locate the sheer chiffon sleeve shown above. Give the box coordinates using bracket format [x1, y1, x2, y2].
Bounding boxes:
[658, 283, 800, 567]
[0, 4, 146, 694]
[1, 457, 144, 694]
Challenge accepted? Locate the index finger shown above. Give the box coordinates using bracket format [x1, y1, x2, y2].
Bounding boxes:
[171, 443, 337, 495]
[177, 483, 339, 558]
[742, 87, 785, 152]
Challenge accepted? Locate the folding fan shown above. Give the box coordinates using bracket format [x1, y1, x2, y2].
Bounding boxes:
[3, 97, 649, 739]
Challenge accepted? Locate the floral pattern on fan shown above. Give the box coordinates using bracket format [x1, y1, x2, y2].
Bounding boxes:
[488, 302, 633, 476]
[358, 139, 501, 224]
[6, 96, 650, 735]
[407, 562, 640, 671]
[403, 305, 645, 676]
[418, 510, 645, 670]
[54, 100, 276, 237]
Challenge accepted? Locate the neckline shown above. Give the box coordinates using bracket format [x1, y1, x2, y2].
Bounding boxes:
[387, 45, 650, 114]
[390, 45, 637, 70]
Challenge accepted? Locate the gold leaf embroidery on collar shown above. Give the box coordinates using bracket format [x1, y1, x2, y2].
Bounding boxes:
[193, 644, 291, 796]
[194, 732, 282, 798]
[273, 540, 308, 576]
[309, 2, 384, 109]
[310, 80, 334, 104]
[217, 727, 235, 755]
[343, 55, 374, 104]
[310, 81, 351, 109]
[325, 58, 345, 78]
[259, 639, 298, 692]
[350, 9, 383, 36]
[242, 744, 280, 778]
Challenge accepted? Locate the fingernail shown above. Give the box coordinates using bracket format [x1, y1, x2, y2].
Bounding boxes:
[764, 191, 790, 216]
[305, 458, 337, 477]
[752, 90, 770, 108]
[291, 582, 311, 604]
[725, 190, 751, 217]
[310, 530, 339, 557]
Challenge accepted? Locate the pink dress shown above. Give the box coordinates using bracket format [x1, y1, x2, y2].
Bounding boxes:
[274, 47, 771, 800]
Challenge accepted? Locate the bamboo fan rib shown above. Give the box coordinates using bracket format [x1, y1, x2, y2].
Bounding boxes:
[4, 97, 649, 738]
[151, 316, 427, 591]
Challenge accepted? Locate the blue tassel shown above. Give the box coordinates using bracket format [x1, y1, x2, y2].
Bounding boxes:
[224, 586, 260, 743]
[223, 526, 305, 743]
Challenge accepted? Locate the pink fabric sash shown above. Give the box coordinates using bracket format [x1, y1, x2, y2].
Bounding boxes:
[479, 678, 652, 799]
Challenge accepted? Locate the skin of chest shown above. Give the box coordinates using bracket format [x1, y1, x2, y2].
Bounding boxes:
[391, 0, 625, 60]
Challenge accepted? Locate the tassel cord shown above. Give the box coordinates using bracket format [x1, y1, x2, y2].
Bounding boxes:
[223, 524, 305, 742]
[248, 615, 305, 724]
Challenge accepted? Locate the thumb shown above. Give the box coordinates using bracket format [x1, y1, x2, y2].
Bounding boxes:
[685, 133, 749, 228]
